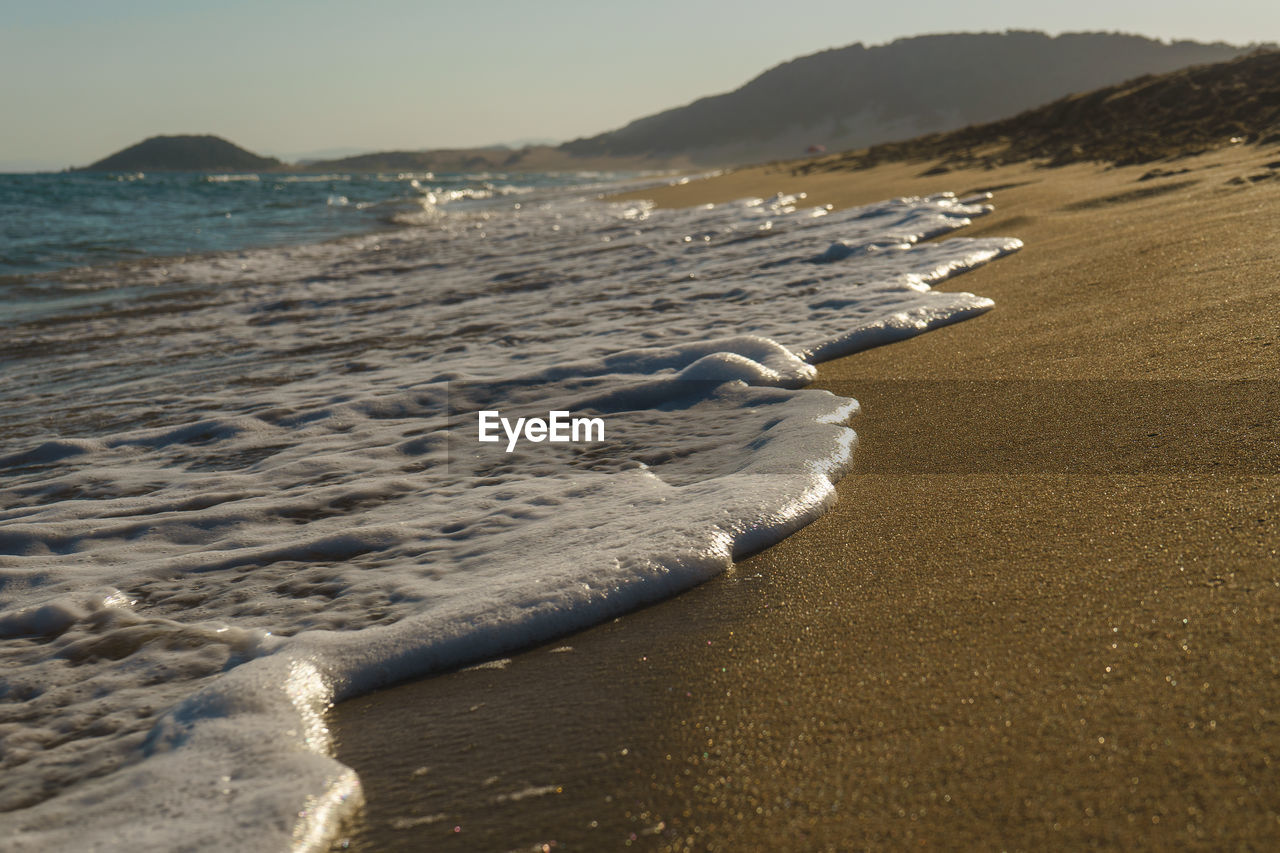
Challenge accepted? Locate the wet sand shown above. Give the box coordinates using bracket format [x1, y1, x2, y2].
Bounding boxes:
[332, 145, 1280, 850]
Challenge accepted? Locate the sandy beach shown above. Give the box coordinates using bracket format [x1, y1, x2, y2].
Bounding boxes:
[332, 144, 1280, 850]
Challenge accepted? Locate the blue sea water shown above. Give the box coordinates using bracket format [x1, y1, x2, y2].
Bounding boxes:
[0, 169, 597, 279]
[0, 169, 627, 328]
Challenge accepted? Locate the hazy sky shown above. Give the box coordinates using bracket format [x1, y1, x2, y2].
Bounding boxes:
[2, 0, 1276, 170]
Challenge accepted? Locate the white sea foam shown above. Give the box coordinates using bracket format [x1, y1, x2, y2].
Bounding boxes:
[0, 185, 1019, 850]
[278, 174, 354, 183]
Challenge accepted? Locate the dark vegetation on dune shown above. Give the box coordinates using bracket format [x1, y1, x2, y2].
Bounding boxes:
[562, 32, 1258, 165]
[798, 50, 1280, 174]
[81, 135, 281, 172]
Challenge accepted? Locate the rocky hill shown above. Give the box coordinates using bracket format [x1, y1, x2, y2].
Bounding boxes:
[561, 31, 1260, 165]
[797, 48, 1280, 173]
[80, 135, 282, 172]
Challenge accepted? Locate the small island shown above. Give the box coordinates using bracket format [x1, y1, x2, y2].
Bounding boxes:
[79, 134, 283, 172]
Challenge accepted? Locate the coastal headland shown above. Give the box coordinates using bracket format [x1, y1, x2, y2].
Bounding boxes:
[333, 118, 1280, 850]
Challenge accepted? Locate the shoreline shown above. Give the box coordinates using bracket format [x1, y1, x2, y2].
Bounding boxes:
[332, 145, 1280, 849]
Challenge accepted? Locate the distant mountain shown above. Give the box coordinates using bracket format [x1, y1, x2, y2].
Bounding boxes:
[279, 146, 374, 165]
[309, 147, 520, 173]
[78, 32, 1269, 177]
[80, 135, 281, 172]
[496, 137, 562, 149]
[561, 31, 1263, 165]
[800, 48, 1280, 173]
[300, 145, 691, 174]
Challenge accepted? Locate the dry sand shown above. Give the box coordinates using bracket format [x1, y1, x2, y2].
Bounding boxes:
[332, 146, 1280, 851]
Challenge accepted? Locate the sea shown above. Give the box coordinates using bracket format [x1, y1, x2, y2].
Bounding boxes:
[0, 168, 1020, 850]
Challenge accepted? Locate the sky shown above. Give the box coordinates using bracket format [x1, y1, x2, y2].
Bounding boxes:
[1, 0, 1277, 171]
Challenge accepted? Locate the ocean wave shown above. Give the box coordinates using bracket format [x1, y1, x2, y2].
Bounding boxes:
[0, 186, 1018, 850]
[277, 174, 353, 183]
[375, 172, 435, 182]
